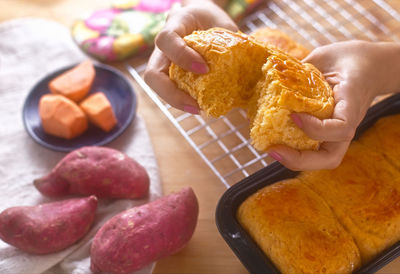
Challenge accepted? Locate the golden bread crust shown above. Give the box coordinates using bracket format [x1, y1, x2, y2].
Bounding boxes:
[299, 140, 400, 263]
[237, 179, 361, 273]
[357, 114, 400, 169]
[237, 114, 400, 272]
[169, 28, 334, 151]
[170, 28, 268, 117]
[249, 48, 334, 151]
[250, 27, 310, 60]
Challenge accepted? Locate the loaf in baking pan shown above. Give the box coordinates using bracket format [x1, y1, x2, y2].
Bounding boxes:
[300, 141, 400, 263]
[357, 114, 400, 169]
[238, 113, 400, 272]
[237, 178, 361, 274]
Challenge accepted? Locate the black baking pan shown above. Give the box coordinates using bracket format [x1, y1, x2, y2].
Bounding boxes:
[216, 93, 400, 273]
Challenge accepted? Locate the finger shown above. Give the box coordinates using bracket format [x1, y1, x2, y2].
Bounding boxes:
[268, 141, 351, 171]
[291, 112, 355, 142]
[323, 72, 343, 86]
[155, 20, 208, 74]
[303, 46, 335, 72]
[290, 84, 358, 142]
[220, 21, 239, 32]
[302, 47, 325, 67]
[144, 48, 200, 113]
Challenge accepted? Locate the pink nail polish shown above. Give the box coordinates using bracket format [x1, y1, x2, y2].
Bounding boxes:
[183, 105, 200, 115]
[269, 151, 283, 162]
[291, 113, 303, 128]
[191, 62, 208, 74]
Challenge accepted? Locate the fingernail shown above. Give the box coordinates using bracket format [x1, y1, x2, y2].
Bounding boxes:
[191, 62, 208, 74]
[291, 113, 303, 128]
[269, 151, 283, 162]
[183, 105, 200, 115]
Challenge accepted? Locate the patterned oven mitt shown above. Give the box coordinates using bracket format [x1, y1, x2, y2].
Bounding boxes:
[71, 0, 262, 62]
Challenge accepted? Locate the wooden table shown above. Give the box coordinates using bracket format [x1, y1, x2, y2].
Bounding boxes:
[2, 1, 400, 273]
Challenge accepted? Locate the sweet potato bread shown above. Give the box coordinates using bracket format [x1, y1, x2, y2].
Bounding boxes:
[90, 187, 199, 273]
[248, 47, 333, 150]
[170, 28, 269, 117]
[357, 114, 400, 169]
[34, 146, 149, 199]
[238, 114, 400, 272]
[169, 28, 334, 151]
[299, 141, 400, 263]
[0, 196, 97, 254]
[237, 179, 361, 274]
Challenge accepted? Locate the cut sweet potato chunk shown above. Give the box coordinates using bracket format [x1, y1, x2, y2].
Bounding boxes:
[39, 94, 88, 139]
[49, 60, 95, 102]
[79, 92, 117, 132]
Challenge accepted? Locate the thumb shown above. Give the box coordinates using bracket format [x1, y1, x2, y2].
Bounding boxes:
[155, 21, 208, 74]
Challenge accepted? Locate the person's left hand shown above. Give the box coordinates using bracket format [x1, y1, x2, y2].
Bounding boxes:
[267, 40, 400, 171]
[144, 1, 238, 114]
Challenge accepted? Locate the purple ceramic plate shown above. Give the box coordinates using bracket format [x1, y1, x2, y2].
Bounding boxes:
[22, 62, 137, 152]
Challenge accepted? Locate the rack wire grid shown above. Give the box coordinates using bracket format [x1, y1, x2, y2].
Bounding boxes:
[126, 0, 400, 189]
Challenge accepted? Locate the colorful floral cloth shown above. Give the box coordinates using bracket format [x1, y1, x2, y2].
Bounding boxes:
[71, 0, 262, 62]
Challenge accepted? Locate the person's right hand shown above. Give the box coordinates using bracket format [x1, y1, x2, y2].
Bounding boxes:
[267, 40, 400, 171]
[144, 1, 238, 114]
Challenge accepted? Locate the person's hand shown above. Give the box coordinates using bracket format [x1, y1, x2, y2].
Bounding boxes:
[267, 40, 400, 170]
[144, 1, 237, 114]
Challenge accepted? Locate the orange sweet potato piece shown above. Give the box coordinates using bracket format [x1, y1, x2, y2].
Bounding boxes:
[0, 196, 98, 254]
[49, 60, 95, 102]
[90, 187, 199, 273]
[79, 92, 117, 132]
[39, 94, 88, 139]
[34, 146, 150, 199]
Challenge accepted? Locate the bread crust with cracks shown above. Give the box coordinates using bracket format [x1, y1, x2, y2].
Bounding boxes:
[169, 28, 334, 151]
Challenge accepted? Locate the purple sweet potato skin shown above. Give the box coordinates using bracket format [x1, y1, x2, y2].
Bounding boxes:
[90, 187, 199, 273]
[34, 146, 150, 199]
[0, 196, 97, 254]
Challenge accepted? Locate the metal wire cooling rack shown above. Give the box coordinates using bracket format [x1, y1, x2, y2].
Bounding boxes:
[126, 0, 400, 188]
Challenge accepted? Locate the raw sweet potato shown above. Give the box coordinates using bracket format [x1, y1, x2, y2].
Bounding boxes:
[39, 94, 88, 139]
[34, 146, 149, 199]
[0, 196, 97, 254]
[49, 60, 95, 102]
[79, 92, 117, 132]
[90, 187, 199, 273]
